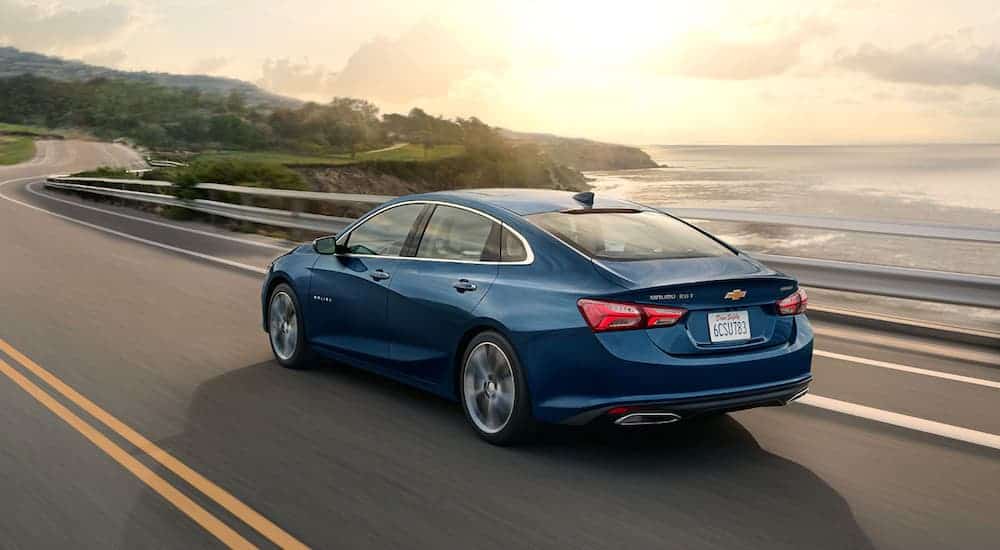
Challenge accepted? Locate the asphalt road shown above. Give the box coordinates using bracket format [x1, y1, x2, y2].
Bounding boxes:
[1, 141, 998, 549]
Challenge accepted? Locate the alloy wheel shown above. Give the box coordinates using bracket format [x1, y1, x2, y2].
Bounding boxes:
[463, 342, 516, 434]
[269, 291, 298, 361]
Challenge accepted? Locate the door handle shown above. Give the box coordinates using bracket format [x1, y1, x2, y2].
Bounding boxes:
[453, 279, 477, 292]
[371, 269, 391, 281]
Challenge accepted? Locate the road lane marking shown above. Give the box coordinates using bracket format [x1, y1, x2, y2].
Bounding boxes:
[26, 180, 290, 251]
[0, 178, 266, 275]
[813, 324, 1000, 366]
[797, 394, 1000, 451]
[815, 349, 1000, 389]
[0, 338, 308, 549]
[0, 357, 256, 549]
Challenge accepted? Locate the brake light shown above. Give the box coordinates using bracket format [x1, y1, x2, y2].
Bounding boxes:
[643, 305, 687, 327]
[578, 300, 642, 331]
[776, 288, 808, 315]
[578, 299, 687, 332]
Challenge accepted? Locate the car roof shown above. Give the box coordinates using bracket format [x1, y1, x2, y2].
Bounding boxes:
[408, 188, 647, 216]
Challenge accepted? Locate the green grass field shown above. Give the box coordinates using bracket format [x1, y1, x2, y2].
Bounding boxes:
[0, 122, 66, 137]
[0, 136, 36, 165]
[194, 143, 465, 166]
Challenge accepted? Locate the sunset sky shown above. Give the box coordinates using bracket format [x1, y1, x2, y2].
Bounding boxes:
[2, 0, 999, 144]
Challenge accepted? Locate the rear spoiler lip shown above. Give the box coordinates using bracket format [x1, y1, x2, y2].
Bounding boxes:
[559, 207, 643, 214]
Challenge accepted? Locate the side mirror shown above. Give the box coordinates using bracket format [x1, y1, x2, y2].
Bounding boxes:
[313, 236, 339, 255]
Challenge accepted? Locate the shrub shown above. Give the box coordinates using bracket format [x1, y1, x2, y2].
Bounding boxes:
[147, 159, 308, 200]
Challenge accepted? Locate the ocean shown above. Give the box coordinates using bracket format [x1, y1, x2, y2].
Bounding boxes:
[586, 144, 1000, 277]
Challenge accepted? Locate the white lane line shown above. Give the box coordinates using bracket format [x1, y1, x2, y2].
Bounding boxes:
[0, 177, 266, 275]
[813, 324, 1000, 367]
[815, 349, 1000, 389]
[797, 394, 1000, 451]
[25, 181, 289, 251]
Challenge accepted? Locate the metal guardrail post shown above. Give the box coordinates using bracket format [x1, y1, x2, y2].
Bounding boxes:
[290, 198, 305, 241]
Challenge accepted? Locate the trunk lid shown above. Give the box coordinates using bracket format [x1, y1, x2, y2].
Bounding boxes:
[593, 255, 799, 355]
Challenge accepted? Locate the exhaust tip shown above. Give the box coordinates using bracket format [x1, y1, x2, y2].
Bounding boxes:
[785, 388, 809, 404]
[614, 412, 682, 426]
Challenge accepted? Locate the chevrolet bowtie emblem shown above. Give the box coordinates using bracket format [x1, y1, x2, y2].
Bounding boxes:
[724, 289, 747, 301]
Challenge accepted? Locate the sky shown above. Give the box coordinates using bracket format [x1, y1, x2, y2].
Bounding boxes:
[2, 0, 1000, 145]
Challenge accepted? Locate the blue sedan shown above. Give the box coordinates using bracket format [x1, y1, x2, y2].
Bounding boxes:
[262, 189, 812, 444]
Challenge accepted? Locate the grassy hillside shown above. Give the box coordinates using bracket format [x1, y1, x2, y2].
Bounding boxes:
[0, 136, 35, 165]
[194, 144, 465, 166]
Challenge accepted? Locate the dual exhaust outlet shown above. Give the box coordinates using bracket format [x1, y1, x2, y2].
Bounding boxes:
[612, 387, 809, 426]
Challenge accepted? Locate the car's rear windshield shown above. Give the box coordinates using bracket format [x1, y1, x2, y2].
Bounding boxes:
[527, 210, 735, 261]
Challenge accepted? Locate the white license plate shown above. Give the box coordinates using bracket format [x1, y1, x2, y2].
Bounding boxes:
[708, 310, 751, 343]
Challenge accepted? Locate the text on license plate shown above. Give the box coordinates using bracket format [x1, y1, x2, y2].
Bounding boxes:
[708, 310, 751, 343]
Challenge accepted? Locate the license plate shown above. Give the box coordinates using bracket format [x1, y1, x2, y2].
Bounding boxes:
[708, 310, 751, 343]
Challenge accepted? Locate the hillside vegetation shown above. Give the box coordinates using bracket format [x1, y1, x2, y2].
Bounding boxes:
[0, 135, 35, 164]
[502, 130, 659, 171]
[1, 74, 594, 190]
[194, 144, 465, 166]
[0, 46, 296, 107]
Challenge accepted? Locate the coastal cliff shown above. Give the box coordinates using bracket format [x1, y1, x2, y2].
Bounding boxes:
[500, 130, 658, 171]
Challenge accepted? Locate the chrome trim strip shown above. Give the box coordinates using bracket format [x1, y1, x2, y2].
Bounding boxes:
[330, 200, 535, 266]
[614, 412, 682, 426]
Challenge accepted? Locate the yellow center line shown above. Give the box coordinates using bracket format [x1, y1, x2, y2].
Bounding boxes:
[0, 357, 255, 549]
[0, 338, 309, 550]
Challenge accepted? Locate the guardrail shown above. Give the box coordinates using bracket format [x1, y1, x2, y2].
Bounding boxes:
[44, 176, 1000, 309]
[43, 180, 352, 233]
[49, 177, 1000, 243]
[669, 208, 1000, 244]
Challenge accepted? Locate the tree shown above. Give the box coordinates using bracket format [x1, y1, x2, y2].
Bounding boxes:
[225, 90, 246, 115]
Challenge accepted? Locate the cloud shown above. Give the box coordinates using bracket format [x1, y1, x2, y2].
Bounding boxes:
[191, 56, 231, 75]
[329, 21, 505, 103]
[257, 21, 506, 104]
[662, 17, 835, 80]
[836, 36, 1000, 89]
[81, 49, 127, 68]
[0, 0, 135, 53]
[257, 58, 335, 98]
[903, 88, 961, 103]
[951, 99, 1000, 118]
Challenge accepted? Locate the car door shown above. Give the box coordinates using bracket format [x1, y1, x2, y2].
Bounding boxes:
[387, 204, 500, 385]
[308, 202, 429, 364]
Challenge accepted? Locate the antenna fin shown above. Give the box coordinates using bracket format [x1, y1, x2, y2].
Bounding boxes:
[572, 191, 594, 207]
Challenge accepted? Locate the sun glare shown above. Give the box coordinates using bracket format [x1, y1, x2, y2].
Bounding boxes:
[506, 1, 711, 69]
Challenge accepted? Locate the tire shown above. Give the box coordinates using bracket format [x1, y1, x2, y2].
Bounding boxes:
[459, 331, 536, 445]
[266, 283, 312, 369]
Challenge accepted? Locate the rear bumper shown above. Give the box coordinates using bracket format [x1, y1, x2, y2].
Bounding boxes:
[519, 315, 814, 424]
[559, 376, 811, 425]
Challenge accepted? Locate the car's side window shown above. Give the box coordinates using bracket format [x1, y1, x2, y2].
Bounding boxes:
[416, 205, 498, 261]
[345, 204, 425, 256]
[501, 227, 527, 262]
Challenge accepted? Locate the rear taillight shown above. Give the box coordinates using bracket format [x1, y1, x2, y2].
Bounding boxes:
[578, 299, 687, 332]
[643, 305, 687, 327]
[577, 300, 642, 331]
[776, 288, 808, 316]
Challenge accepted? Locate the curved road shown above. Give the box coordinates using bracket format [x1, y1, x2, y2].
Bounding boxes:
[1, 141, 998, 549]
